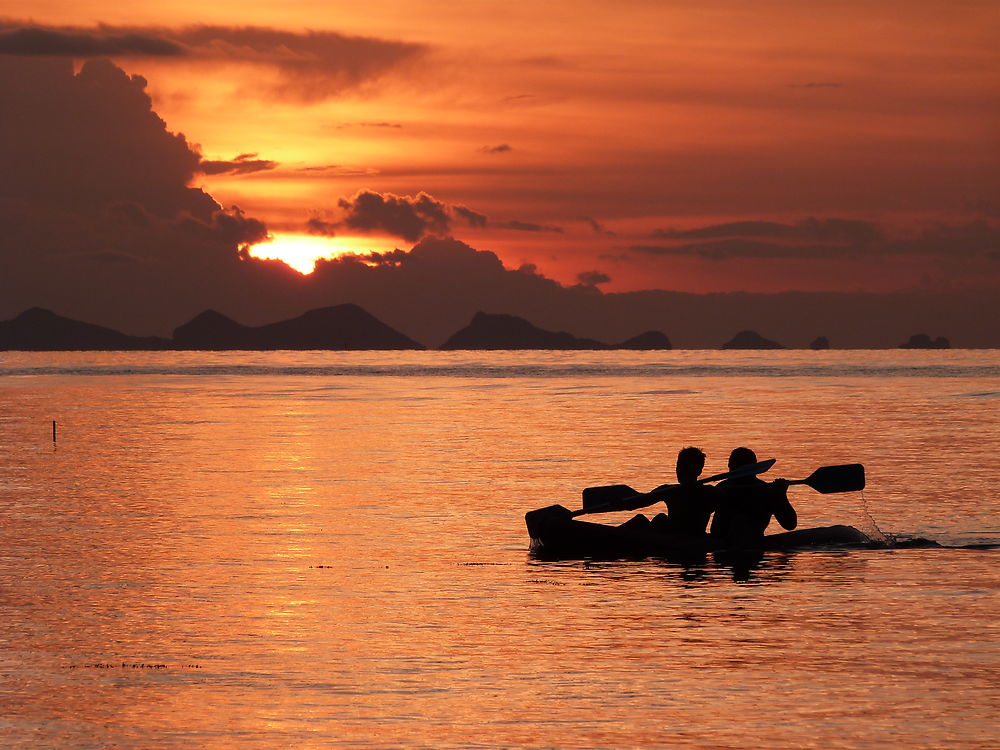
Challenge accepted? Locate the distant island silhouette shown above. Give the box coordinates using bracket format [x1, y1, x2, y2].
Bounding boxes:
[172, 305, 424, 350]
[0, 305, 422, 351]
[810, 336, 830, 350]
[721, 330, 784, 349]
[440, 311, 672, 350]
[0, 308, 171, 351]
[0, 306, 964, 351]
[899, 333, 951, 349]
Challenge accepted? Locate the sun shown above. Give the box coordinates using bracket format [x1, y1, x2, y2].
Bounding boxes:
[246, 233, 399, 274]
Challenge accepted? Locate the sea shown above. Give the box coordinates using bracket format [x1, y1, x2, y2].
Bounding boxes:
[0, 349, 997, 749]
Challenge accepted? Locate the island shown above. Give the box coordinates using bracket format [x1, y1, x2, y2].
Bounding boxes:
[440, 312, 608, 350]
[899, 333, 950, 349]
[809, 336, 831, 350]
[438, 312, 673, 350]
[172, 304, 425, 350]
[721, 330, 784, 349]
[0, 308, 170, 351]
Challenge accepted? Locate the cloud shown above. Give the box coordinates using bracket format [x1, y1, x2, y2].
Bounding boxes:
[1, 56, 994, 350]
[306, 218, 338, 237]
[335, 190, 452, 242]
[316, 190, 488, 241]
[326, 191, 559, 239]
[0, 56, 216, 219]
[584, 216, 616, 236]
[0, 21, 426, 101]
[494, 220, 564, 233]
[964, 199, 1000, 219]
[0, 26, 184, 57]
[902, 220, 1000, 257]
[577, 270, 611, 286]
[178, 205, 269, 247]
[478, 144, 512, 154]
[653, 218, 883, 244]
[0, 56, 289, 333]
[452, 205, 488, 228]
[297, 164, 380, 176]
[631, 239, 840, 260]
[632, 219, 1000, 260]
[786, 82, 843, 89]
[199, 153, 278, 176]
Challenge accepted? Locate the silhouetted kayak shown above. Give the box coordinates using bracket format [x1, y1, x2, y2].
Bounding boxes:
[525, 504, 870, 560]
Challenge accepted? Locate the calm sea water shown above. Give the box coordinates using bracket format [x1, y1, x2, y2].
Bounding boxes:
[1, 350, 997, 749]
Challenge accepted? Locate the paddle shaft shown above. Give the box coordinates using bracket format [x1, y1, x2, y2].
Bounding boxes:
[574, 458, 777, 517]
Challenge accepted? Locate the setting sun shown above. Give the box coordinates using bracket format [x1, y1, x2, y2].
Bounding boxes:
[247, 233, 399, 274]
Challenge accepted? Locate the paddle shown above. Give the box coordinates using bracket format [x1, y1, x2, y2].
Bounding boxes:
[785, 463, 865, 493]
[575, 458, 777, 517]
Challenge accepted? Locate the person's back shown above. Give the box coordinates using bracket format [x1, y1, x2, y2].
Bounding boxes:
[650, 446, 718, 537]
[619, 446, 718, 537]
[654, 483, 717, 536]
[710, 447, 795, 546]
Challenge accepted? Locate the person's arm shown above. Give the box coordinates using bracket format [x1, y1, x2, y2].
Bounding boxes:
[770, 479, 797, 530]
[708, 487, 728, 537]
[643, 483, 681, 512]
[709, 510, 722, 537]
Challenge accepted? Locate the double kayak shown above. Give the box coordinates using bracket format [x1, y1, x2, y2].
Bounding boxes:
[525, 504, 871, 560]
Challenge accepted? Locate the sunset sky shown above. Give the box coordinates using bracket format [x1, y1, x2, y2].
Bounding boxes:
[0, 1, 997, 344]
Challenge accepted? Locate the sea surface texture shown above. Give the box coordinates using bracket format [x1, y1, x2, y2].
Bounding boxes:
[1, 350, 998, 749]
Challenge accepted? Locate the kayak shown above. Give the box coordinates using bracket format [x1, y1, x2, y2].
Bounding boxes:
[525, 504, 871, 560]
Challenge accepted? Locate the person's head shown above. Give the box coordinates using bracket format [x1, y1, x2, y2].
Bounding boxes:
[676, 446, 706, 485]
[728, 446, 757, 470]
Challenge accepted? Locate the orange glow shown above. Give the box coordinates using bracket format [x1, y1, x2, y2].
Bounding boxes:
[7, 3, 998, 297]
[247, 233, 399, 274]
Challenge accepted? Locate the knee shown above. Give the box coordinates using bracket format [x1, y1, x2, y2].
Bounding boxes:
[619, 514, 650, 529]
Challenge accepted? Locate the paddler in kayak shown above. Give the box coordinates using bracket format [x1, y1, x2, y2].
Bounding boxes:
[619, 446, 719, 537]
[710, 446, 796, 547]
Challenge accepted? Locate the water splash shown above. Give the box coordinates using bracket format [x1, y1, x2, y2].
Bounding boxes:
[856, 490, 892, 545]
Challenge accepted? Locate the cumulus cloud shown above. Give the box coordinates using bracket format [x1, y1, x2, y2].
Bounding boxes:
[0, 21, 426, 101]
[199, 153, 278, 176]
[0, 57, 215, 219]
[335, 191, 452, 242]
[318, 191, 488, 241]
[322, 191, 560, 239]
[0, 56, 289, 333]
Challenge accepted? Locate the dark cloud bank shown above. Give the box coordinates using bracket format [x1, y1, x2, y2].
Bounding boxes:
[0, 57, 996, 348]
[0, 20, 426, 100]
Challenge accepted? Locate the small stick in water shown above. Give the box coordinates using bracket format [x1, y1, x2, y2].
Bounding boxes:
[52, 420, 57, 444]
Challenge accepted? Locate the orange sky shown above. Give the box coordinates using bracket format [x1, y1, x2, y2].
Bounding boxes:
[2, 0, 998, 294]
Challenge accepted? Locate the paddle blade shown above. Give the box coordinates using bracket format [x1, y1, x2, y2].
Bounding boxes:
[582, 484, 637, 511]
[804, 464, 865, 493]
